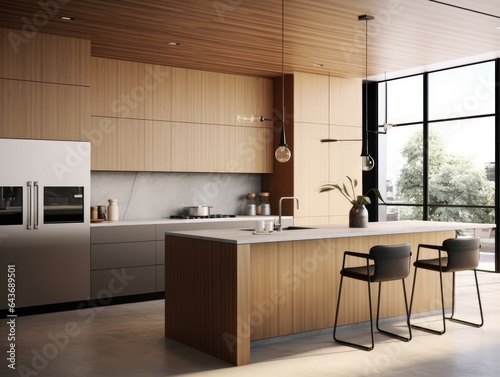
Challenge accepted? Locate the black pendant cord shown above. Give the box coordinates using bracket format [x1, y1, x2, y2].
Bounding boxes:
[280, 0, 287, 146]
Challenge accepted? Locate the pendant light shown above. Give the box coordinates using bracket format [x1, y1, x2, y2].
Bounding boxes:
[359, 15, 375, 172]
[275, 0, 291, 163]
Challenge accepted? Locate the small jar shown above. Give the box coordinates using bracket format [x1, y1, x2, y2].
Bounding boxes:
[245, 193, 256, 216]
[107, 199, 119, 221]
[260, 192, 270, 215]
[91, 206, 98, 220]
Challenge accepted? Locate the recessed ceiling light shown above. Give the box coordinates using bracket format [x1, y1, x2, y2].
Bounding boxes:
[60, 16, 74, 21]
[313, 64, 324, 67]
[167, 41, 180, 46]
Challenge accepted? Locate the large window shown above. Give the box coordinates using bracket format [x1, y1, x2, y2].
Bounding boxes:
[377, 61, 497, 271]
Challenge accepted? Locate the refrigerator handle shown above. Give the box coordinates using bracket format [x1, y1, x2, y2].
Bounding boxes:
[34, 181, 39, 230]
[27, 181, 33, 230]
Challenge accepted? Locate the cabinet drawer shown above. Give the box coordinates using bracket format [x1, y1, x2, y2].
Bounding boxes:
[91, 225, 155, 244]
[90, 266, 156, 299]
[91, 241, 155, 269]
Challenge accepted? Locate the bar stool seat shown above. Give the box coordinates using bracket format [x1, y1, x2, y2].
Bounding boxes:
[409, 237, 484, 335]
[333, 244, 412, 351]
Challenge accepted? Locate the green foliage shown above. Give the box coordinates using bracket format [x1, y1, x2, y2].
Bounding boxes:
[320, 176, 386, 206]
[396, 129, 495, 223]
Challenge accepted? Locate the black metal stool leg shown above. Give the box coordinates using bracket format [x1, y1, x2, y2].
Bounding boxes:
[410, 266, 446, 335]
[376, 280, 412, 342]
[446, 270, 484, 328]
[333, 275, 374, 351]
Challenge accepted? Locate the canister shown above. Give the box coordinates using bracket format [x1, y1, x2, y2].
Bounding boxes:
[107, 199, 119, 221]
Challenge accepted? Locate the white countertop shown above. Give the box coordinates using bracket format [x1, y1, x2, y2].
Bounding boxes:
[90, 215, 286, 227]
[164, 220, 495, 244]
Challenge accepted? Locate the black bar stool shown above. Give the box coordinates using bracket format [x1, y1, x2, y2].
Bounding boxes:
[333, 244, 412, 351]
[409, 237, 483, 335]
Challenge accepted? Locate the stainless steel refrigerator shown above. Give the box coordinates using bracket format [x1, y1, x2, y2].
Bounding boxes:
[0, 138, 90, 309]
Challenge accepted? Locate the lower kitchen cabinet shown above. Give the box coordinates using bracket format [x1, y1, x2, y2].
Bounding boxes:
[90, 225, 157, 299]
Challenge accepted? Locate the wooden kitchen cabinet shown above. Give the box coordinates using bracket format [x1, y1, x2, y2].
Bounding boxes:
[0, 79, 42, 139]
[144, 64, 172, 121]
[91, 57, 118, 117]
[171, 67, 203, 123]
[263, 73, 363, 225]
[90, 225, 156, 299]
[145, 120, 172, 171]
[89, 58, 274, 173]
[230, 126, 273, 173]
[0, 28, 89, 86]
[87, 117, 146, 171]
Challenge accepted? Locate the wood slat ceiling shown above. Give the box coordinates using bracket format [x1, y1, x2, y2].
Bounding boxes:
[1, 0, 500, 79]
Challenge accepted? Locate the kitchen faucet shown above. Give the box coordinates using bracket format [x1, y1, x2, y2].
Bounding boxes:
[277, 197, 300, 231]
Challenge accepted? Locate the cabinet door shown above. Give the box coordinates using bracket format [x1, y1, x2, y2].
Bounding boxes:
[116, 119, 145, 171]
[90, 266, 156, 299]
[144, 64, 172, 121]
[0, 79, 42, 139]
[171, 67, 202, 123]
[201, 71, 231, 125]
[145, 120, 172, 171]
[0, 28, 42, 81]
[85, 117, 118, 170]
[230, 126, 273, 173]
[91, 57, 118, 117]
[91, 241, 156, 269]
[41, 83, 85, 140]
[116, 60, 145, 119]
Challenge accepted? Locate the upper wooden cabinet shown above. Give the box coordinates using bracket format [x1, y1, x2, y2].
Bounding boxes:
[0, 28, 90, 86]
[91, 58, 274, 173]
[0, 27, 90, 141]
[0, 79, 89, 140]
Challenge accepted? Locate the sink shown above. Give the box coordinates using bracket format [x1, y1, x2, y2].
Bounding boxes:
[240, 226, 316, 231]
[281, 226, 316, 231]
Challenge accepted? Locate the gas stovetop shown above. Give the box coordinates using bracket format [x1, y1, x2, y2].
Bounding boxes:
[169, 214, 236, 220]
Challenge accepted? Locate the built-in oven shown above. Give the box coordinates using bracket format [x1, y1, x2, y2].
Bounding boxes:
[43, 186, 85, 224]
[0, 186, 23, 225]
[0, 185, 85, 226]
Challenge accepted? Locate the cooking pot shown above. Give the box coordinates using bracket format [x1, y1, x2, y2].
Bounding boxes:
[186, 206, 212, 217]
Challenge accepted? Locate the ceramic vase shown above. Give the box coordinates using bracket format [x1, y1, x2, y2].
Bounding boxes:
[349, 205, 368, 228]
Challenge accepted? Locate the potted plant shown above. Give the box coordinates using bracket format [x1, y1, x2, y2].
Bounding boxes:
[319, 176, 386, 228]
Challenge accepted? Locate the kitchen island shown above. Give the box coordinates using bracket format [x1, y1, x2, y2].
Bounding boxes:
[164, 221, 493, 366]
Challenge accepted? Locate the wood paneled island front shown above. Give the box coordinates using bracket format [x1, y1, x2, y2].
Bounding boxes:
[165, 221, 490, 366]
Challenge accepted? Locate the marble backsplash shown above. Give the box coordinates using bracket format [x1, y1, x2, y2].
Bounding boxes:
[91, 171, 261, 219]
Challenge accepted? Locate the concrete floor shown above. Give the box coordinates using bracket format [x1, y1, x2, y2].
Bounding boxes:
[2, 270, 500, 377]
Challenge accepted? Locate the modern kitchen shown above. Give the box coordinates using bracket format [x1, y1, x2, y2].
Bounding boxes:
[1, 1, 500, 376]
